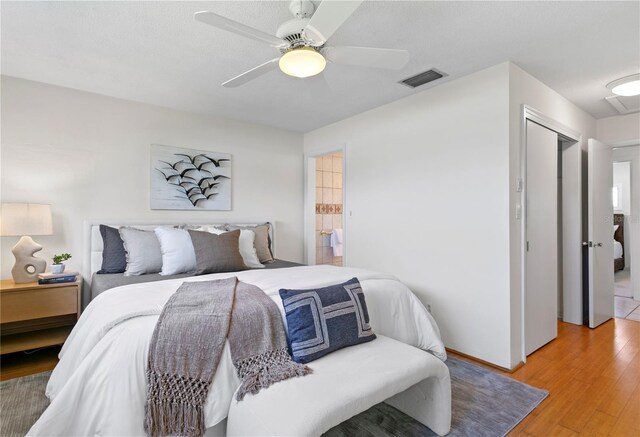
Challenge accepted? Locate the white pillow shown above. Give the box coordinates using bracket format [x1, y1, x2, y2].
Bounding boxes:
[154, 227, 197, 275]
[238, 229, 264, 268]
[614, 224, 620, 236]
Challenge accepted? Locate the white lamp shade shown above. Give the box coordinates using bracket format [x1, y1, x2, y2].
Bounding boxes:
[0, 203, 53, 236]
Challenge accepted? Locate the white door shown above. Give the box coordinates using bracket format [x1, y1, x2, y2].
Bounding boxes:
[587, 139, 614, 328]
[525, 121, 559, 355]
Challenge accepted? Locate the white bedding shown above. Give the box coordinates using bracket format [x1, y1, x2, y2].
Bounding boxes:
[614, 240, 623, 259]
[28, 265, 446, 436]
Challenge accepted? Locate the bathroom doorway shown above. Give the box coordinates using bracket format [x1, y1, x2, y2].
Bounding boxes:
[612, 158, 639, 320]
[314, 152, 344, 266]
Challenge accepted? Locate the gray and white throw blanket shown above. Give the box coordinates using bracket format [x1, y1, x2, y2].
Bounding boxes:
[144, 277, 311, 437]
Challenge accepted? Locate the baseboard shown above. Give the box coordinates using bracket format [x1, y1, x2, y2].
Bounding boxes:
[446, 347, 524, 373]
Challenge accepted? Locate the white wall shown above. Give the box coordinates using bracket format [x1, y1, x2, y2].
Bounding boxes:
[305, 63, 513, 368]
[596, 113, 640, 146]
[304, 61, 602, 369]
[1, 76, 305, 298]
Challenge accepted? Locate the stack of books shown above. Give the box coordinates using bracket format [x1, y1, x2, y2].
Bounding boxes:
[37, 271, 79, 285]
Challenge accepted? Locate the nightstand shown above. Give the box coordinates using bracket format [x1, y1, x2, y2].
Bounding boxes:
[0, 278, 81, 379]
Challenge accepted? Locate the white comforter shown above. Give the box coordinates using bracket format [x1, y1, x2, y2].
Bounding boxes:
[28, 265, 446, 436]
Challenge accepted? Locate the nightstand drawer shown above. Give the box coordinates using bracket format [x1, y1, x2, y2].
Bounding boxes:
[1, 286, 78, 323]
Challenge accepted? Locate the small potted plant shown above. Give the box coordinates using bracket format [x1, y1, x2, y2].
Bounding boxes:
[51, 253, 72, 274]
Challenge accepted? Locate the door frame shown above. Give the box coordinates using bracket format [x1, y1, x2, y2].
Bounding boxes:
[304, 146, 346, 265]
[520, 105, 582, 360]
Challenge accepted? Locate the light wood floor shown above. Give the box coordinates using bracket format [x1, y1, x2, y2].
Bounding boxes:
[453, 318, 640, 436]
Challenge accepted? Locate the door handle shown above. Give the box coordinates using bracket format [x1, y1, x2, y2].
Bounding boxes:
[582, 241, 603, 247]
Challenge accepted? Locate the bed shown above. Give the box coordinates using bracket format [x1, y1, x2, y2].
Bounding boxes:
[28, 222, 451, 436]
[614, 213, 624, 272]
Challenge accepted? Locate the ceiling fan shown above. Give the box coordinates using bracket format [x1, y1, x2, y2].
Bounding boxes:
[195, 0, 410, 88]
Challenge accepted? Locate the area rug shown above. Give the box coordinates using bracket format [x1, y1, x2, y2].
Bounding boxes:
[1, 357, 547, 437]
[0, 371, 51, 437]
[325, 356, 548, 437]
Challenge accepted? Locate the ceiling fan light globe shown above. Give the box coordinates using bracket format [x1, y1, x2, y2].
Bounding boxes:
[279, 47, 326, 78]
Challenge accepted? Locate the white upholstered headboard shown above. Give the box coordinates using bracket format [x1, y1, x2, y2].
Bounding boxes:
[83, 220, 276, 284]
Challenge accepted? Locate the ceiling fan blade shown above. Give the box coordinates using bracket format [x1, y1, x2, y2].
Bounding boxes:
[303, 0, 364, 46]
[195, 11, 287, 48]
[306, 72, 333, 95]
[222, 58, 281, 88]
[322, 46, 410, 70]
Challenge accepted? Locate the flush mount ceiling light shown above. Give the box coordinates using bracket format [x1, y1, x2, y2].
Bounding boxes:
[607, 73, 640, 96]
[279, 47, 326, 78]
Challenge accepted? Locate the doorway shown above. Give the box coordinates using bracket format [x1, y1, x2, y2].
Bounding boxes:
[522, 108, 583, 357]
[305, 150, 345, 266]
[612, 159, 639, 320]
[611, 146, 640, 311]
[524, 121, 582, 355]
[315, 152, 344, 266]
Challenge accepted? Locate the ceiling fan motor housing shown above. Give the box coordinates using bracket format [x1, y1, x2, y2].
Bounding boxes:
[276, 18, 312, 51]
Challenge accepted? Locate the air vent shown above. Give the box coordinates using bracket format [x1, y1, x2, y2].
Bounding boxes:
[399, 69, 447, 88]
[605, 94, 640, 115]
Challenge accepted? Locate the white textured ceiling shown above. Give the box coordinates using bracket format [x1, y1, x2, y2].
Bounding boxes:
[2, 1, 639, 132]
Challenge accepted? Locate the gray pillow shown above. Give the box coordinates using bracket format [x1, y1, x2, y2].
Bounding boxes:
[119, 227, 163, 276]
[225, 223, 274, 263]
[188, 229, 248, 275]
[98, 225, 126, 274]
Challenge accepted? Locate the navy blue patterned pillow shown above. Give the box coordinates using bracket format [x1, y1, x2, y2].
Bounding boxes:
[97, 225, 127, 274]
[279, 277, 376, 364]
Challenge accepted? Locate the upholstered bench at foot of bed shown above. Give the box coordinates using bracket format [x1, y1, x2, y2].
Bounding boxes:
[226, 335, 452, 437]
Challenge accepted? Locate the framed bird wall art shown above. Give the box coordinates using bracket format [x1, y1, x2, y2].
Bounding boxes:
[150, 144, 231, 210]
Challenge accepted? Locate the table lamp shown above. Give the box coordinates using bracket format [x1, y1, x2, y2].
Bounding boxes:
[0, 203, 53, 283]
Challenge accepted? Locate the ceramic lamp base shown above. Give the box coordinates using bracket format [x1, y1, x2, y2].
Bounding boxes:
[11, 235, 47, 283]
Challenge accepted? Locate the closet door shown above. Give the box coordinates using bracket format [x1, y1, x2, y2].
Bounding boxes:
[525, 121, 558, 355]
